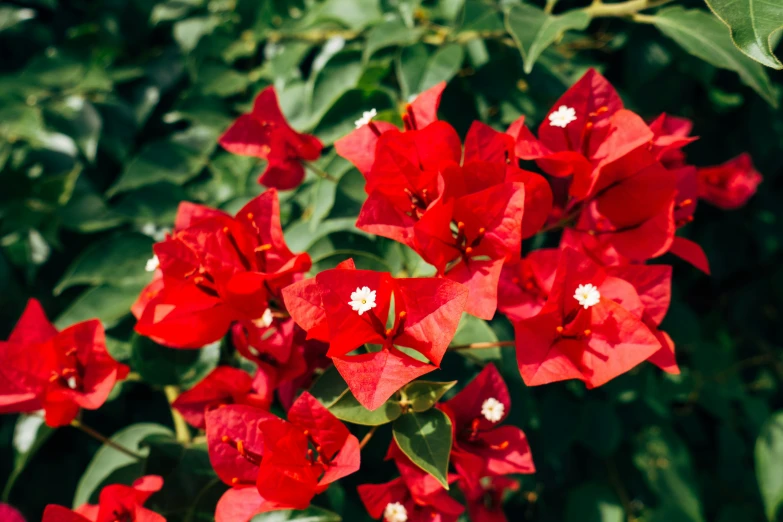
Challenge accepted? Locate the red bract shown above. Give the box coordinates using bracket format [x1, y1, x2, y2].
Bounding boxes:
[334, 82, 447, 176]
[698, 153, 762, 209]
[0, 503, 25, 522]
[205, 394, 359, 521]
[359, 449, 464, 522]
[514, 248, 662, 388]
[282, 263, 468, 409]
[464, 476, 519, 522]
[172, 366, 271, 429]
[133, 189, 311, 349]
[256, 392, 360, 509]
[440, 364, 535, 489]
[219, 86, 323, 190]
[497, 249, 560, 322]
[43, 476, 164, 522]
[0, 299, 128, 427]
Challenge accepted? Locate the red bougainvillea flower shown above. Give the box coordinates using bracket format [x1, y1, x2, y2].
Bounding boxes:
[440, 364, 535, 488]
[0, 503, 26, 522]
[205, 394, 359, 522]
[256, 392, 360, 509]
[0, 299, 128, 427]
[497, 248, 560, 322]
[133, 189, 311, 349]
[335, 82, 447, 176]
[359, 449, 465, 522]
[507, 69, 655, 200]
[219, 86, 323, 190]
[697, 153, 763, 209]
[43, 475, 164, 522]
[172, 366, 272, 429]
[464, 476, 519, 522]
[605, 265, 679, 374]
[514, 248, 663, 388]
[282, 262, 468, 409]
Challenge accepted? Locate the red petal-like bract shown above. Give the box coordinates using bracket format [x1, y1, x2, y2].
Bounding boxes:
[0, 503, 26, 522]
[219, 86, 323, 190]
[44, 476, 164, 522]
[514, 249, 662, 388]
[697, 153, 762, 209]
[0, 299, 128, 427]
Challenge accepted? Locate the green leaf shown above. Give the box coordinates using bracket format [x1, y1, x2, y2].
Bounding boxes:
[645, 7, 778, 106]
[565, 482, 624, 522]
[393, 408, 453, 488]
[285, 217, 371, 253]
[505, 3, 591, 74]
[0, 6, 35, 32]
[633, 426, 705, 522]
[450, 313, 502, 362]
[174, 15, 220, 53]
[131, 335, 221, 387]
[363, 19, 424, 61]
[755, 411, 783, 521]
[418, 43, 465, 93]
[250, 507, 342, 522]
[2, 415, 53, 501]
[401, 380, 456, 412]
[55, 283, 146, 330]
[704, 0, 783, 69]
[73, 423, 174, 507]
[54, 232, 154, 295]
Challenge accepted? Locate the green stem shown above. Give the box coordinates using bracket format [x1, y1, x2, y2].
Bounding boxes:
[71, 419, 144, 460]
[585, 0, 674, 17]
[303, 161, 339, 183]
[449, 340, 515, 351]
[164, 386, 192, 445]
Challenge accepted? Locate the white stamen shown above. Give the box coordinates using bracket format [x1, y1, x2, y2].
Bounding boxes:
[253, 308, 274, 329]
[349, 286, 377, 316]
[145, 255, 160, 272]
[355, 108, 377, 129]
[573, 283, 601, 309]
[384, 502, 408, 522]
[481, 397, 505, 423]
[548, 105, 577, 128]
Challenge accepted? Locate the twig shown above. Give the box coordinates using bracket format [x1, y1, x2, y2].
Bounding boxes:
[585, 0, 674, 18]
[359, 426, 378, 450]
[164, 386, 192, 445]
[449, 340, 515, 351]
[303, 161, 339, 183]
[71, 419, 144, 460]
[606, 458, 638, 522]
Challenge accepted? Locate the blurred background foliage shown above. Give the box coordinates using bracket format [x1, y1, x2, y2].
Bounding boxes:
[1, 0, 782, 521]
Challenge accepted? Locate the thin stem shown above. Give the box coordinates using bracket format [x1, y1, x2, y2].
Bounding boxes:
[449, 340, 515, 351]
[303, 161, 339, 183]
[71, 419, 144, 460]
[585, 0, 674, 17]
[545, 0, 559, 14]
[359, 426, 378, 450]
[164, 386, 192, 445]
[606, 458, 638, 522]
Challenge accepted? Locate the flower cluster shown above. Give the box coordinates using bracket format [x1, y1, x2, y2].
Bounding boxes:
[0, 69, 762, 522]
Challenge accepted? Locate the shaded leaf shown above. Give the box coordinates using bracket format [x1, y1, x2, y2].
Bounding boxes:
[704, 0, 783, 69]
[393, 409, 453, 488]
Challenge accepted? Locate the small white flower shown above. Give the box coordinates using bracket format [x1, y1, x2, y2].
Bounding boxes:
[548, 105, 577, 128]
[481, 397, 505, 423]
[145, 255, 160, 272]
[349, 286, 377, 315]
[66, 376, 78, 390]
[355, 108, 377, 128]
[253, 308, 274, 329]
[384, 502, 408, 522]
[574, 283, 601, 309]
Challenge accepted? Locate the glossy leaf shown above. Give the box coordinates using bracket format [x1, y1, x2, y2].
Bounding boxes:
[756, 411, 783, 521]
[392, 409, 453, 488]
[704, 0, 783, 69]
[400, 380, 456, 412]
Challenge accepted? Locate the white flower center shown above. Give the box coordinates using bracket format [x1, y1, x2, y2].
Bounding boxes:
[355, 108, 377, 129]
[349, 286, 377, 316]
[573, 283, 601, 309]
[481, 397, 505, 423]
[548, 105, 577, 128]
[384, 502, 408, 522]
[145, 255, 160, 272]
[252, 308, 274, 329]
